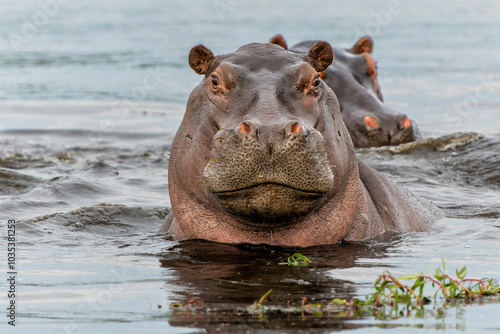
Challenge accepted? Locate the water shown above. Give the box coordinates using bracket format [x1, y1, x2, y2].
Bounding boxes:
[1, 0, 499, 333]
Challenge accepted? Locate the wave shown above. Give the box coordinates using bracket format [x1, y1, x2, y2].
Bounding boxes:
[0, 168, 41, 195]
[357, 132, 485, 154]
[21, 204, 169, 246]
[358, 133, 500, 191]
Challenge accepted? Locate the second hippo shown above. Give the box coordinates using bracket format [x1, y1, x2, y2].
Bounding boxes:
[271, 35, 417, 148]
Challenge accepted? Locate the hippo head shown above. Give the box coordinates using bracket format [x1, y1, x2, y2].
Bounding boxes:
[168, 42, 363, 244]
[328, 37, 416, 148]
[272, 35, 417, 148]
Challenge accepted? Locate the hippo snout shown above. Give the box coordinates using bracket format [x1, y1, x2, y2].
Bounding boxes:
[388, 114, 415, 146]
[236, 120, 305, 154]
[203, 121, 334, 220]
[238, 120, 302, 140]
[353, 113, 415, 148]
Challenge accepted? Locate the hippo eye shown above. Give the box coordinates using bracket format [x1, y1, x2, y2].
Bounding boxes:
[313, 78, 321, 87]
[211, 75, 219, 87]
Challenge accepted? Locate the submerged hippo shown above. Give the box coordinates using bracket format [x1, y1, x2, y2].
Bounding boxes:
[159, 41, 438, 247]
[270, 35, 417, 148]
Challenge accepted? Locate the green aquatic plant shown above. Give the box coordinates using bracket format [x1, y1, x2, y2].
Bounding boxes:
[279, 253, 311, 267]
[248, 289, 273, 313]
[367, 258, 499, 306]
[170, 259, 499, 322]
[247, 259, 499, 318]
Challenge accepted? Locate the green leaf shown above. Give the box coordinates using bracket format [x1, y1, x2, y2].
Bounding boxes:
[397, 274, 420, 281]
[280, 253, 311, 266]
[411, 278, 426, 290]
[364, 293, 375, 305]
[330, 298, 345, 305]
[457, 266, 467, 280]
[258, 289, 273, 304]
[292, 253, 311, 263]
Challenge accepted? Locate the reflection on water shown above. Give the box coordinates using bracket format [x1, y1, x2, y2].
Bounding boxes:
[160, 238, 500, 333]
[160, 240, 390, 304]
[160, 240, 384, 332]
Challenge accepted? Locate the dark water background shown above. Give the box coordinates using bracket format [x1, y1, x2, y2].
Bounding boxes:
[1, 0, 499, 333]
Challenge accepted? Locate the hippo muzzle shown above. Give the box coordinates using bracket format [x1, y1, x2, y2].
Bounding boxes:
[204, 120, 334, 223]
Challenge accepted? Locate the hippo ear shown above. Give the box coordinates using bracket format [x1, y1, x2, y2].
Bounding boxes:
[189, 45, 214, 75]
[350, 36, 373, 54]
[269, 34, 288, 49]
[307, 41, 334, 72]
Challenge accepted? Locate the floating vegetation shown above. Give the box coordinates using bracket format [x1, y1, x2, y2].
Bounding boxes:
[279, 253, 311, 267]
[247, 257, 499, 318]
[248, 289, 273, 312]
[170, 257, 499, 321]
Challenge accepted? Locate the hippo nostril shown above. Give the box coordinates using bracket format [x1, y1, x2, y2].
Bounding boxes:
[364, 116, 379, 128]
[240, 122, 251, 134]
[403, 116, 411, 128]
[284, 121, 303, 136]
[290, 122, 301, 133]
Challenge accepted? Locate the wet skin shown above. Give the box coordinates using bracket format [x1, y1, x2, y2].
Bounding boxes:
[159, 41, 439, 247]
[271, 35, 417, 148]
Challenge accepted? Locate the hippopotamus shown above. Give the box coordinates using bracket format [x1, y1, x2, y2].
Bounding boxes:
[270, 35, 417, 148]
[159, 41, 438, 247]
